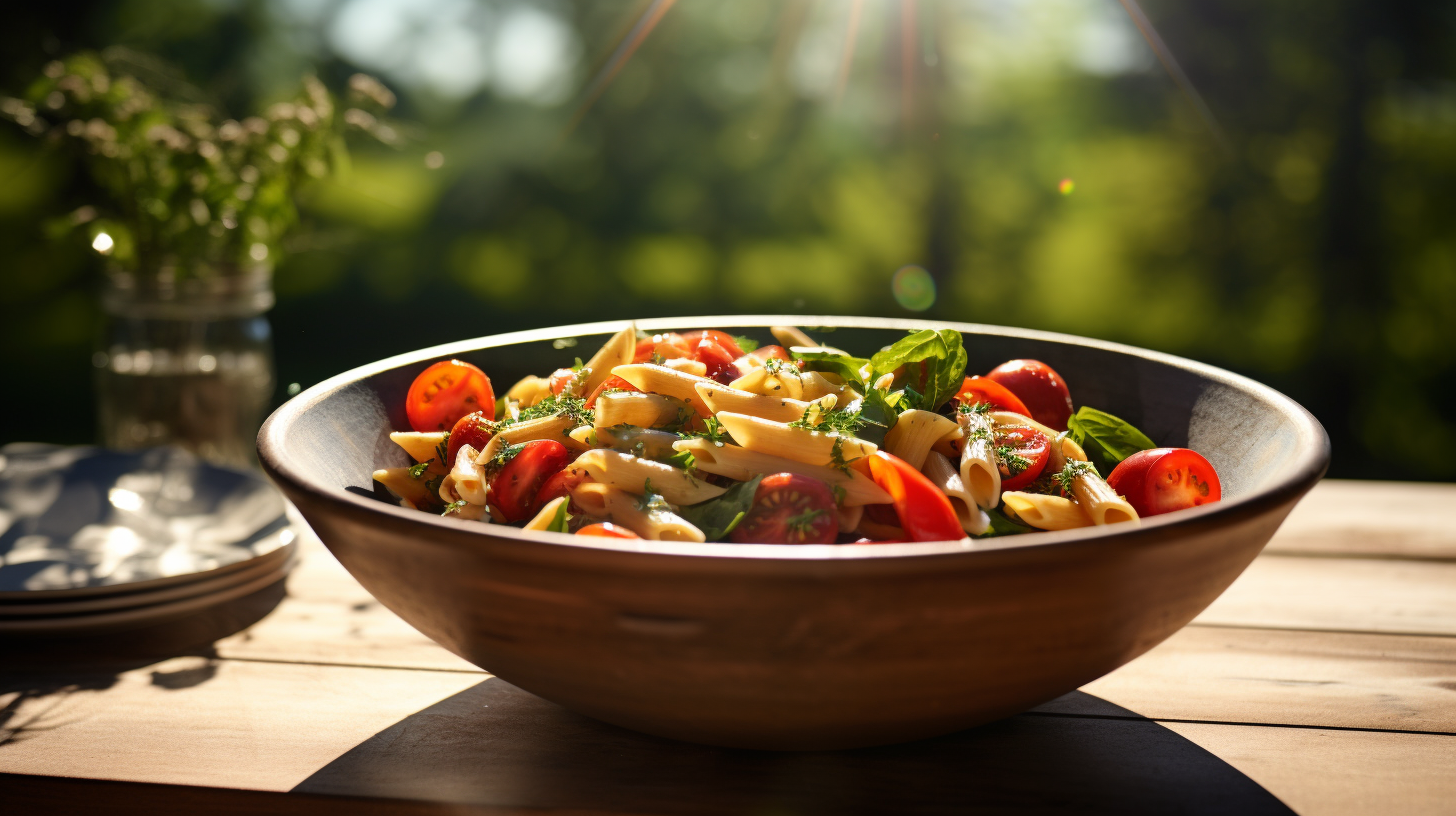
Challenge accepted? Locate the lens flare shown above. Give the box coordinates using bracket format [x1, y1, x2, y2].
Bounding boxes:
[91, 232, 114, 254]
[892, 265, 936, 311]
[1059, 178, 1075, 195]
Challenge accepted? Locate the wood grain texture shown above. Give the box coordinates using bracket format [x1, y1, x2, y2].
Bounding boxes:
[1194, 555, 1456, 636]
[1037, 626, 1456, 733]
[1264, 480, 1456, 560]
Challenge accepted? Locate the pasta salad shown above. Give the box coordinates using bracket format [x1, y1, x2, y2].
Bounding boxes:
[372, 326, 1222, 543]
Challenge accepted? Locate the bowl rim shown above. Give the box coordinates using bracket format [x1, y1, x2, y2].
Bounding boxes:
[258, 315, 1330, 561]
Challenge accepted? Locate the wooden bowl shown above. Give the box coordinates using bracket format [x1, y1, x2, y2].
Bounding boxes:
[258, 317, 1329, 750]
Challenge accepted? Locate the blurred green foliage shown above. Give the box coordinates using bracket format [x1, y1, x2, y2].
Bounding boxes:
[0, 0, 1453, 480]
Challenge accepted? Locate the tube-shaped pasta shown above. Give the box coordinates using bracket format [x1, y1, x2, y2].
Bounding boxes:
[988, 412, 1088, 462]
[573, 449, 727, 506]
[883, 410, 959, 471]
[729, 366, 801, 399]
[442, 499, 489, 521]
[389, 431, 447, 466]
[611, 363, 713, 418]
[799, 371, 847, 402]
[836, 502, 864, 534]
[1001, 491, 1093, 531]
[594, 392, 690, 429]
[663, 357, 708, 377]
[569, 483, 705, 542]
[714, 412, 877, 468]
[1042, 434, 1137, 526]
[505, 375, 553, 408]
[958, 410, 1001, 509]
[922, 451, 991, 536]
[695, 382, 828, 424]
[372, 467, 438, 509]
[672, 438, 892, 506]
[450, 444, 488, 505]
[771, 326, 815, 348]
[580, 327, 637, 397]
[523, 496, 567, 532]
[589, 425, 683, 459]
[474, 414, 582, 466]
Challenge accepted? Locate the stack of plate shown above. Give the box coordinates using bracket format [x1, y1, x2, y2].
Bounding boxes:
[0, 444, 297, 637]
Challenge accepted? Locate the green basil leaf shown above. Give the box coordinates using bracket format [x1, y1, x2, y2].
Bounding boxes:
[676, 475, 763, 542]
[1065, 406, 1156, 476]
[545, 499, 571, 534]
[732, 335, 760, 353]
[979, 506, 1034, 537]
[855, 388, 900, 447]
[790, 348, 869, 385]
[867, 329, 967, 411]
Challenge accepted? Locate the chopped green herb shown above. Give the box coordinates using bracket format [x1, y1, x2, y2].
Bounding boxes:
[636, 479, 674, 515]
[789, 407, 863, 436]
[408, 459, 433, 479]
[510, 394, 594, 427]
[483, 442, 527, 476]
[785, 507, 827, 537]
[435, 431, 451, 466]
[663, 449, 697, 473]
[1054, 459, 1099, 495]
[830, 484, 848, 505]
[680, 415, 730, 446]
[441, 500, 468, 516]
[958, 401, 994, 415]
[648, 352, 666, 365]
[829, 437, 860, 475]
[994, 445, 1033, 476]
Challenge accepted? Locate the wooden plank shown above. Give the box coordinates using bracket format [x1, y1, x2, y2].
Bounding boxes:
[0, 658, 478, 791]
[1266, 480, 1456, 560]
[1034, 626, 1456, 733]
[1163, 722, 1456, 816]
[1193, 555, 1456, 636]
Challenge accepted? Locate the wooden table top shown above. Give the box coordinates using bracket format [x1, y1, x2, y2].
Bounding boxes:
[2, 479, 1453, 815]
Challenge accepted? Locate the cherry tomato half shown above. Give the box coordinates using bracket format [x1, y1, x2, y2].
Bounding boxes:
[491, 440, 570, 522]
[681, 330, 746, 359]
[1106, 447, 1222, 517]
[633, 332, 692, 363]
[750, 344, 793, 363]
[956, 375, 1032, 417]
[406, 360, 495, 432]
[995, 425, 1050, 491]
[446, 411, 494, 467]
[985, 359, 1073, 431]
[547, 368, 577, 396]
[730, 473, 839, 544]
[576, 522, 641, 539]
[585, 374, 641, 408]
[864, 451, 965, 542]
[535, 466, 588, 508]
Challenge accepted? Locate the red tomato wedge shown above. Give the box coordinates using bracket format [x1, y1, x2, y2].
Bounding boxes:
[535, 466, 588, 507]
[585, 375, 640, 408]
[633, 333, 692, 363]
[1106, 448, 1222, 517]
[406, 360, 495, 432]
[491, 440, 570, 522]
[446, 411, 494, 467]
[577, 522, 640, 539]
[730, 473, 839, 544]
[995, 425, 1050, 491]
[985, 359, 1073, 431]
[864, 452, 965, 542]
[681, 330, 746, 359]
[955, 376, 1031, 417]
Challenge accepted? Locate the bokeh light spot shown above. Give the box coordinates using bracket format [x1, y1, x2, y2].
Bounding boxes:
[892, 265, 936, 311]
[1059, 178, 1075, 195]
[91, 232, 114, 254]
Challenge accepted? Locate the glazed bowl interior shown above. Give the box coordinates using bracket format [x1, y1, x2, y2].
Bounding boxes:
[271, 316, 1324, 556]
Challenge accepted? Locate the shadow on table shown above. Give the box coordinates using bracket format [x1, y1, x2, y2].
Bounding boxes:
[294, 678, 1295, 815]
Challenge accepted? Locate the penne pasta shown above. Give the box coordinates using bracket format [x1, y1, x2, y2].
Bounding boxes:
[570, 483, 705, 542]
[988, 412, 1088, 463]
[958, 409, 1001, 509]
[1044, 434, 1137, 526]
[593, 392, 691, 429]
[836, 502, 864, 534]
[923, 451, 990, 536]
[523, 496, 567, 532]
[389, 431, 447, 467]
[694, 381, 828, 424]
[611, 363, 714, 418]
[372, 466, 438, 509]
[672, 438, 892, 506]
[474, 414, 583, 466]
[580, 327, 637, 397]
[771, 326, 815, 348]
[505, 374, 553, 409]
[450, 444, 488, 505]
[572, 448, 727, 506]
[883, 410, 959, 471]
[663, 357, 708, 377]
[1001, 491, 1093, 531]
[589, 425, 683, 459]
[714, 412, 878, 468]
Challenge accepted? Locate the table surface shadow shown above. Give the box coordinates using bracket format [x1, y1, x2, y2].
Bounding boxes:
[293, 678, 1296, 816]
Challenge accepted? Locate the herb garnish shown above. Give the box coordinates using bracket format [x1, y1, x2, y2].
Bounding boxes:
[435, 431, 452, 466]
[1054, 459, 1098, 495]
[829, 437, 860, 475]
[509, 394, 594, 428]
[408, 459, 432, 479]
[994, 445, 1033, 476]
[441, 500, 468, 516]
[789, 407, 863, 436]
[636, 479, 673, 516]
[830, 484, 848, 505]
[785, 507, 827, 537]
[483, 442, 527, 476]
[680, 415, 730, 446]
[958, 401, 994, 416]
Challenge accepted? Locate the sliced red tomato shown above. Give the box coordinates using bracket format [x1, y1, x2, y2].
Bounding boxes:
[633, 332, 692, 363]
[730, 473, 839, 544]
[576, 522, 640, 539]
[491, 440, 570, 522]
[1106, 448, 1221, 517]
[445, 411, 494, 467]
[955, 375, 1032, 417]
[535, 466, 588, 507]
[681, 330, 745, 359]
[864, 451, 965, 542]
[547, 367, 576, 396]
[585, 374, 640, 408]
[985, 360, 1073, 431]
[750, 344, 792, 363]
[692, 338, 740, 384]
[406, 360, 495, 432]
[995, 425, 1050, 491]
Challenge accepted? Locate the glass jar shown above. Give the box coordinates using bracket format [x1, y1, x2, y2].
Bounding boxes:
[95, 266, 275, 469]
